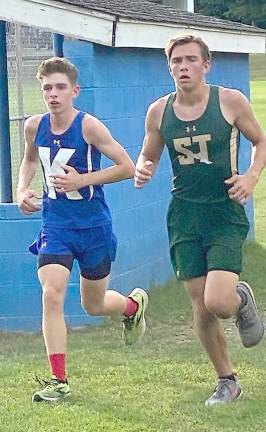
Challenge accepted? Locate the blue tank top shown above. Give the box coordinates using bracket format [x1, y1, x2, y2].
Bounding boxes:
[35, 111, 112, 229]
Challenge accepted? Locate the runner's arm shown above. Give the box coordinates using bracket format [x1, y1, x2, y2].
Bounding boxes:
[17, 116, 41, 214]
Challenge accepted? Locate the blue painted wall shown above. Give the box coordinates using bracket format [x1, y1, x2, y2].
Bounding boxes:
[0, 40, 253, 331]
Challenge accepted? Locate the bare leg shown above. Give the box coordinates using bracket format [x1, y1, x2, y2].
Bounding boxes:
[185, 276, 234, 377]
[38, 264, 70, 354]
[32, 263, 71, 402]
[80, 275, 148, 345]
[80, 274, 127, 316]
[204, 270, 241, 319]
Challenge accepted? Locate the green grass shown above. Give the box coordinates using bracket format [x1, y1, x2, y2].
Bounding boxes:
[8, 79, 46, 117]
[251, 80, 266, 130]
[251, 80, 266, 246]
[1, 280, 266, 432]
[250, 54, 266, 81]
[9, 80, 45, 197]
[1, 80, 266, 431]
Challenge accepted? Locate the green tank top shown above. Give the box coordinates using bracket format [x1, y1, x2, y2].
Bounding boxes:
[160, 85, 239, 204]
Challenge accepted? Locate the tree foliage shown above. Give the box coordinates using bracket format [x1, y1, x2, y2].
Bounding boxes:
[149, 1, 266, 28]
[194, 0, 266, 28]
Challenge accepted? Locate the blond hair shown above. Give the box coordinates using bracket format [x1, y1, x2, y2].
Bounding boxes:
[165, 34, 211, 62]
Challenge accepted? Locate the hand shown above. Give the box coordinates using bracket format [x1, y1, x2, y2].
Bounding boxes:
[224, 170, 258, 205]
[17, 189, 42, 215]
[134, 160, 154, 189]
[49, 164, 86, 193]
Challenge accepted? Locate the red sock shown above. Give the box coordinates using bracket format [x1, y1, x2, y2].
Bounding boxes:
[124, 297, 138, 317]
[49, 353, 66, 381]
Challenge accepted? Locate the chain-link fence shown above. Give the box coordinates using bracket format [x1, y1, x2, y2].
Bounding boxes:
[7, 23, 53, 200]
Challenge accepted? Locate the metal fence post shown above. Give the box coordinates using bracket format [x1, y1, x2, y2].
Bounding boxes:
[53, 34, 64, 57]
[15, 24, 25, 162]
[0, 20, 13, 203]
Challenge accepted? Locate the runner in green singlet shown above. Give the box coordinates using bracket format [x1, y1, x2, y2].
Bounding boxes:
[135, 34, 266, 406]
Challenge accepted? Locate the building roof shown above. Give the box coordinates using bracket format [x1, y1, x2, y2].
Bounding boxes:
[0, 0, 265, 53]
[57, 0, 265, 34]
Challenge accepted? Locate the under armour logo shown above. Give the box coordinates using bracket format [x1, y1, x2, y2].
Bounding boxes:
[53, 139, 61, 147]
[186, 126, 196, 133]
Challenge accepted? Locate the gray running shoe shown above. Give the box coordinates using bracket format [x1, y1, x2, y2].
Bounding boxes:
[205, 378, 242, 406]
[236, 281, 264, 348]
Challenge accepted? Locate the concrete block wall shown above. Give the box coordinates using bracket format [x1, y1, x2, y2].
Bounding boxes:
[0, 205, 42, 331]
[0, 205, 103, 331]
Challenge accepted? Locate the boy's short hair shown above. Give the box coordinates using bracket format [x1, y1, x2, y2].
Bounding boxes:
[36, 57, 78, 84]
[165, 34, 211, 62]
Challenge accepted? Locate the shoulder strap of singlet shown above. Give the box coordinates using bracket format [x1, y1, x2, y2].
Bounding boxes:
[165, 92, 176, 113]
[34, 112, 50, 144]
[75, 110, 86, 122]
[204, 85, 222, 118]
[160, 92, 176, 133]
[71, 110, 87, 132]
[208, 85, 219, 106]
[39, 112, 50, 127]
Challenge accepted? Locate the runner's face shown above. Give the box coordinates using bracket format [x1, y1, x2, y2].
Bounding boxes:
[169, 42, 210, 90]
[41, 73, 79, 113]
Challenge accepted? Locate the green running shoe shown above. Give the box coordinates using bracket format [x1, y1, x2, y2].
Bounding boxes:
[122, 288, 148, 345]
[32, 376, 71, 403]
